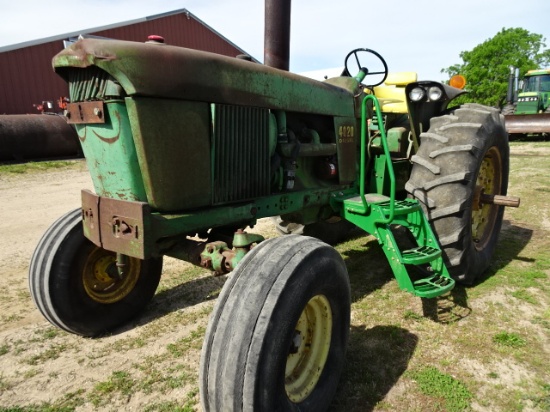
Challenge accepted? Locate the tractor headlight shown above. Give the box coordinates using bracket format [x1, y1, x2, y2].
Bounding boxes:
[428, 86, 443, 101]
[409, 87, 425, 102]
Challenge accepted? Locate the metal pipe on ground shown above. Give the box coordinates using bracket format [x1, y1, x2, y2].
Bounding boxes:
[504, 113, 550, 134]
[0, 114, 81, 161]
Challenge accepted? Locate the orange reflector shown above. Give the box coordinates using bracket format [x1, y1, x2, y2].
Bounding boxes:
[449, 74, 466, 89]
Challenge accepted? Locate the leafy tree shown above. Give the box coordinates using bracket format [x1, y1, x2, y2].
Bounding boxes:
[442, 28, 550, 107]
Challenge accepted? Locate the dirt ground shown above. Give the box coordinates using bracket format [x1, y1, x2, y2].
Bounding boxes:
[0, 162, 275, 409]
[0, 144, 548, 411]
[0, 163, 93, 334]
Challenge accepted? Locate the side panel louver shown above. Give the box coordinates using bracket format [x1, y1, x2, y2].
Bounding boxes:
[213, 105, 271, 204]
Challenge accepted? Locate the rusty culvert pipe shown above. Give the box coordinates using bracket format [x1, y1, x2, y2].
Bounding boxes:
[0, 114, 81, 161]
[264, 0, 291, 70]
[504, 113, 550, 134]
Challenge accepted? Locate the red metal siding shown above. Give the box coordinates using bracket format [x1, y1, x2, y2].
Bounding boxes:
[0, 12, 248, 115]
[94, 13, 244, 56]
[0, 42, 67, 115]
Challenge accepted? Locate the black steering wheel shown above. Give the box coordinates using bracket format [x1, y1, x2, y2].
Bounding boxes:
[344, 48, 388, 87]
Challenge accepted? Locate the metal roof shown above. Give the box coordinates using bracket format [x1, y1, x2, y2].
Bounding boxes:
[0, 8, 254, 59]
[0, 8, 260, 115]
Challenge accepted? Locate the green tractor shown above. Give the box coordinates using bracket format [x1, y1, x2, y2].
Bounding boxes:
[503, 67, 550, 137]
[29, 1, 519, 410]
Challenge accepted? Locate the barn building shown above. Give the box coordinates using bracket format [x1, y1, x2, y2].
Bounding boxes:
[0, 9, 256, 115]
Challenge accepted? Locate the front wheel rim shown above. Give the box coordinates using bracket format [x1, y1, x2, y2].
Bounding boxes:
[82, 248, 141, 304]
[285, 294, 332, 403]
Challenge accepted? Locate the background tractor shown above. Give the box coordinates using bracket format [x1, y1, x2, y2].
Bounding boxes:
[28, 0, 519, 410]
[503, 66, 550, 138]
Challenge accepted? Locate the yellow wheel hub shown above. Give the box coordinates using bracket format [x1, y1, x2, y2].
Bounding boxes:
[285, 294, 332, 403]
[472, 146, 502, 250]
[82, 248, 140, 304]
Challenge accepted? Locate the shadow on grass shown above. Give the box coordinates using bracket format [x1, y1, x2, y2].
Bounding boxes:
[331, 324, 418, 411]
[114, 232, 390, 335]
[135, 232, 393, 331]
[118, 218, 533, 334]
[421, 286, 471, 324]
[114, 274, 228, 334]
[475, 220, 534, 284]
[339, 235, 395, 303]
[418, 220, 533, 323]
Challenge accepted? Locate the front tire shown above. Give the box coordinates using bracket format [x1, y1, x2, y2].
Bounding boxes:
[406, 103, 509, 284]
[199, 235, 350, 411]
[29, 209, 163, 337]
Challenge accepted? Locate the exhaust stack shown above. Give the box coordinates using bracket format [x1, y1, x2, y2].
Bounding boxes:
[264, 0, 291, 70]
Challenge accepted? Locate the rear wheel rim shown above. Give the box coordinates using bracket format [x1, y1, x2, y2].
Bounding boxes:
[472, 146, 503, 250]
[285, 294, 332, 403]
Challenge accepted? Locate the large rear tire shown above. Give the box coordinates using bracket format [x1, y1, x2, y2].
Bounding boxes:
[199, 235, 350, 411]
[29, 209, 163, 337]
[406, 103, 509, 284]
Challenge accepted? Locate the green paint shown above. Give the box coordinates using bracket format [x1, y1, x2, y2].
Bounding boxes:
[77, 101, 147, 201]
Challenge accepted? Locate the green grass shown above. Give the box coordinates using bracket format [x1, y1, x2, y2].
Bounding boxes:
[510, 289, 538, 304]
[25, 344, 70, 366]
[492, 332, 527, 348]
[0, 407, 75, 412]
[89, 371, 135, 407]
[166, 327, 205, 357]
[0, 142, 548, 411]
[409, 366, 473, 412]
[0, 345, 9, 356]
[0, 160, 81, 175]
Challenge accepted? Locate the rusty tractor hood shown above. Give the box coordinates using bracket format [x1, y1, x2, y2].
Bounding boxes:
[53, 38, 354, 116]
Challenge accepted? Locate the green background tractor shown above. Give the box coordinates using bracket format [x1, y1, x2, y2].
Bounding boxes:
[503, 67, 550, 137]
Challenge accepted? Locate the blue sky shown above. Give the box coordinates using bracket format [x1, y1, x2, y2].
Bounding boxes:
[1, 0, 548, 82]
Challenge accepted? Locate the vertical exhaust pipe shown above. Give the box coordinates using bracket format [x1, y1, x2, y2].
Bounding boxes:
[506, 66, 515, 105]
[506, 66, 520, 105]
[506, 66, 516, 104]
[513, 67, 519, 103]
[264, 0, 291, 70]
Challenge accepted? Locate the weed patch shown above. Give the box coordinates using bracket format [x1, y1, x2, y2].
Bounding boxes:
[409, 366, 473, 412]
[492, 332, 527, 348]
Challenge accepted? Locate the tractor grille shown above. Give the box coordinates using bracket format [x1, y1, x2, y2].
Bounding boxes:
[212, 105, 271, 204]
[65, 67, 120, 102]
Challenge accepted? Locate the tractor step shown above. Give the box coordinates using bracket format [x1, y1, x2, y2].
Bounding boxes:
[375, 199, 422, 216]
[343, 194, 421, 216]
[412, 274, 455, 299]
[338, 93, 455, 299]
[340, 193, 455, 299]
[401, 246, 441, 265]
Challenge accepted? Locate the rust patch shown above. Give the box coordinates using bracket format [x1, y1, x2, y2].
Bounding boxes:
[99, 196, 150, 259]
[81, 190, 101, 246]
[80, 191, 152, 259]
[66, 101, 105, 124]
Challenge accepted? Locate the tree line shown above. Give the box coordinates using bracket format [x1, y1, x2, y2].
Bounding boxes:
[441, 28, 550, 107]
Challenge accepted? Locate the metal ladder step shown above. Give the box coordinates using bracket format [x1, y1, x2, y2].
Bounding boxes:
[343, 194, 421, 216]
[375, 199, 422, 216]
[412, 274, 455, 299]
[401, 245, 441, 265]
